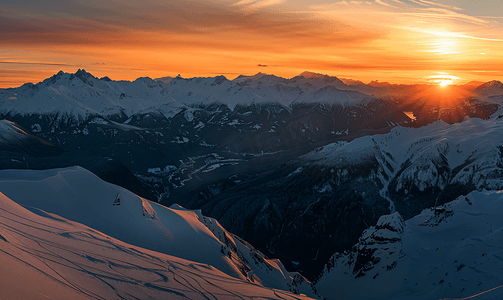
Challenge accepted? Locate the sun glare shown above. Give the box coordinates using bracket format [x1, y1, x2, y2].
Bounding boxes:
[429, 74, 459, 87]
[439, 80, 453, 86]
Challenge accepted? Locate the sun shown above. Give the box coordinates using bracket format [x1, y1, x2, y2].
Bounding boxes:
[439, 80, 453, 87]
[429, 74, 459, 87]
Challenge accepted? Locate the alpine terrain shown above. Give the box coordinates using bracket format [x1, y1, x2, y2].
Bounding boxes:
[1, 70, 503, 299]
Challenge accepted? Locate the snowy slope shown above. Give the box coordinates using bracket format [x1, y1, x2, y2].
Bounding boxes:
[0, 188, 314, 300]
[315, 190, 503, 300]
[0, 166, 320, 297]
[298, 116, 503, 217]
[300, 116, 501, 170]
[0, 120, 32, 144]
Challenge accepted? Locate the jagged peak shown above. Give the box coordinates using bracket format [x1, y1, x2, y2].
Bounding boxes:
[299, 71, 318, 78]
[475, 80, 503, 91]
[134, 76, 155, 82]
[339, 78, 366, 86]
[211, 75, 228, 86]
[154, 76, 174, 83]
[369, 80, 392, 87]
[74, 69, 95, 78]
[133, 76, 164, 89]
[69, 69, 97, 87]
[299, 71, 343, 83]
[232, 72, 269, 83]
[44, 70, 66, 85]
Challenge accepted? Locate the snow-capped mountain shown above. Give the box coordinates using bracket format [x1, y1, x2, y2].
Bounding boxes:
[0, 69, 182, 122]
[0, 166, 320, 298]
[315, 190, 503, 300]
[0, 69, 397, 120]
[0, 70, 411, 203]
[234, 71, 371, 96]
[2, 70, 496, 133]
[189, 115, 503, 279]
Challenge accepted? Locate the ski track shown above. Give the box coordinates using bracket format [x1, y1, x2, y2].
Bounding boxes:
[0, 191, 315, 300]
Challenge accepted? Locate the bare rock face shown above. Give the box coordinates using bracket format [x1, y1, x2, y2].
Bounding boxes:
[316, 212, 405, 283]
[315, 191, 503, 300]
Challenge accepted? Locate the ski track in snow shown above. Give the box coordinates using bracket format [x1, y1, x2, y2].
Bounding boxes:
[0, 167, 316, 300]
[0, 193, 312, 300]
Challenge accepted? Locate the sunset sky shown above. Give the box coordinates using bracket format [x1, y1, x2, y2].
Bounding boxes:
[1, 0, 502, 88]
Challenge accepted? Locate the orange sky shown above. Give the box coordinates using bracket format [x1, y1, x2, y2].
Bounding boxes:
[1, 0, 502, 88]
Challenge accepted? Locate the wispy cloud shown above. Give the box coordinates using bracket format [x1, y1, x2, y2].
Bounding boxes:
[232, 0, 287, 10]
[405, 28, 503, 42]
[416, 0, 463, 11]
[0, 61, 73, 66]
[402, 8, 489, 25]
[375, 0, 396, 8]
[408, 0, 428, 6]
[232, 0, 258, 6]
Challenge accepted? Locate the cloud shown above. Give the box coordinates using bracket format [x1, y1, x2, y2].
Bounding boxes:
[0, 61, 73, 66]
[232, 0, 287, 10]
[1, 0, 378, 55]
[405, 8, 489, 25]
[232, 0, 258, 6]
[407, 28, 503, 42]
[375, 0, 396, 8]
[408, 0, 428, 6]
[416, 0, 463, 11]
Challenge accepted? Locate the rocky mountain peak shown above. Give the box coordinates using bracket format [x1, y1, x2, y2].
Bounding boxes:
[70, 69, 97, 87]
